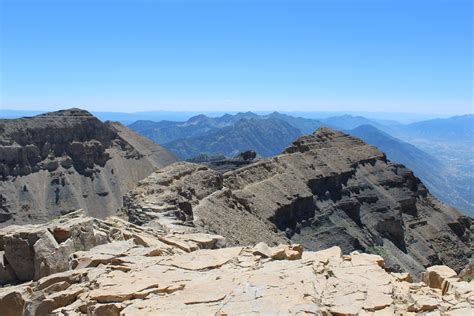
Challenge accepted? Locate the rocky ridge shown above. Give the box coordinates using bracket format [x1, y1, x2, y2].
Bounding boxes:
[1, 211, 473, 316]
[0, 109, 178, 226]
[125, 128, 472, 277]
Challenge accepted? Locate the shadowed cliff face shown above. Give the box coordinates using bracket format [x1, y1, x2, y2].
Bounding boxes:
[0, 109, 179, 226]
[125, 128, 472, 276]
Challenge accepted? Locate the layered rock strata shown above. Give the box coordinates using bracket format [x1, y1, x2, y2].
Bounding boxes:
[125, 128, 472, 276]
[0, 109, 178, 226]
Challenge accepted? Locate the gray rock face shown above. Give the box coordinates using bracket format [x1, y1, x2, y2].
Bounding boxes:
[125, 128, 472, 276]
[0, 109, 179, 226]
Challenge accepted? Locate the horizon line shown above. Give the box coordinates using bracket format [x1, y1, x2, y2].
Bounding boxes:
[2, 108, 471, 117]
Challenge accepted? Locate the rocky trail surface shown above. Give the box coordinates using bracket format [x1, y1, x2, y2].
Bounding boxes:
[0, 211, 473, 316]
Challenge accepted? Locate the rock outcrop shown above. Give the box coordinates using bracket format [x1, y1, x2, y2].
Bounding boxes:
[0, 210, 225, 286]
[125, 128, 472, 276]
[0, 212, 473, 315]
[188, 150, 259, 173]
[0, 109, 178, 226]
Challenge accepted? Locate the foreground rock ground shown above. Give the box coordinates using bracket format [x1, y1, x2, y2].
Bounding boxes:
[1, 212, 473, 315]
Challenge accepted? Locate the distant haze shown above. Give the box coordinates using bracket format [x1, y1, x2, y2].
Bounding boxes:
[0, 109, 458, 124]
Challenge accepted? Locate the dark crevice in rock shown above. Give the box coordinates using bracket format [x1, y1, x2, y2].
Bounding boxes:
[269, 196, 316, 237]
[308, 171, 353, 202]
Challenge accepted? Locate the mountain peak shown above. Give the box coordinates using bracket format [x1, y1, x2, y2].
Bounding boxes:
[188, 114, 210, 122]
[235, 111, 258, 118]
[38, 108, 93, 117]
[284, 127, 372, 154]
[0, 109, 178, 226]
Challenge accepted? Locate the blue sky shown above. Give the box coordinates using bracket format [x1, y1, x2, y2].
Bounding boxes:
[1, 0, 472, 114]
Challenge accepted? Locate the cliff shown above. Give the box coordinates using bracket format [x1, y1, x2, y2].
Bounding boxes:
[0, 109, 178, 226]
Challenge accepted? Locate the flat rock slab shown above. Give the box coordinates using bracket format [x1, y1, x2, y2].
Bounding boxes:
[166, 247, 243, 270]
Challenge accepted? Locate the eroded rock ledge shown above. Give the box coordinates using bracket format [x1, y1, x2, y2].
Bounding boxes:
[0, 212, 473, 316]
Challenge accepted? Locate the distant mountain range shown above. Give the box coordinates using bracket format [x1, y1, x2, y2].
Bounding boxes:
[396, 115, 474, 143]
[163, 118, 302, 158]
[129, 112, 473, 216]
[1, 109, 450, 124]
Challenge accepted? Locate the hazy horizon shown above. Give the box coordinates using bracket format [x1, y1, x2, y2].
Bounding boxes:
[1, 0, 472, 115]
[1, 107, 470, 125]
[1, 106, 472, 117]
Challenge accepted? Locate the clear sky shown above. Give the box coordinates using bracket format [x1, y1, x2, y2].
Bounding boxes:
[1, 0, 472, 114]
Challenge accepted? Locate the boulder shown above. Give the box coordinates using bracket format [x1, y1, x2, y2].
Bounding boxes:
[350, 251, 385, 267]
[34, 230, 75, 280]
[3, 234, 35, 281]
[33, 284, 84, 315]
[0, 251, 16, 285]
[180, 233, 226, 249]
[422, 265, 458, 289]
[305, 246, 342, 265]
[252, 242, 272, 258]
[407, 294, 440, 312]
[284, 244, 303, 260]
[391, 272, 413, 283]
[88, 303, 124, 316]
[269, 244, 303, 260]
[0, 285, 29, 316]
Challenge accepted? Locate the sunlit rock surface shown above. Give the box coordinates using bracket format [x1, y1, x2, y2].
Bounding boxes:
[0, 212, 472, 315]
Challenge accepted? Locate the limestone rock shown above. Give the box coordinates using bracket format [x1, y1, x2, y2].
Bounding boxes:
[0, 211, 227, 284]
[0, 251, 17, 285]
[269, 244, 303, 260]
[166, 247, 243, 270]
[0, 284, 30, 316]
[0, 226, 473, 315]
[252, 241, 272, 258]
[33, 230, 72, 280]
[422, 265, 458, 289]
[3, 233, 35, 281]
[350, 251, 385, 267]
[391, 272, 413, 282]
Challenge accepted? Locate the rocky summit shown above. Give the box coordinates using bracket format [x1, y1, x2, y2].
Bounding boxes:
[0, 109, 178, 227]
[0, 118, 472, 315]
[0, 211, 473, 316]
[125, 128, 472, 277]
